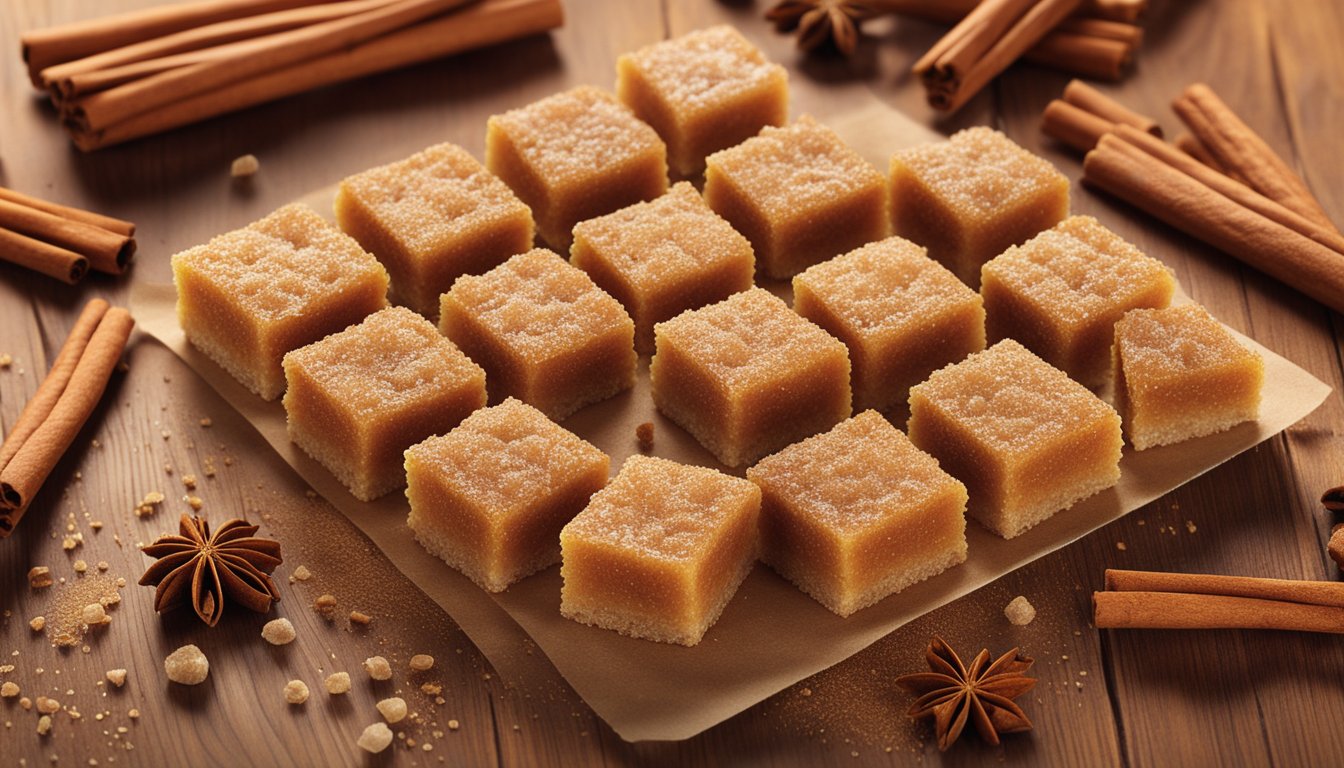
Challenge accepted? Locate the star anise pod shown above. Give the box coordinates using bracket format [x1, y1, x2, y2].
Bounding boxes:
[139, 514, 282, 627]
[895, 636, 1036, 751]
[765, 0, 886, 57]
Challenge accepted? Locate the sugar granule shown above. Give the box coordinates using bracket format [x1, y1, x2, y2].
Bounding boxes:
[164, 645, 209, 685]
[376, 697, 408, 724]
[325, 672, 351, 695]
[357, 722, 394, 753]
[231, 154, 260, 178]
[261, 618, 296, 645]
[105, 669, 127, 687]
[28, 567, 53, 589]
[82, 603, 108, 626]
[284, 680, 310, 705]
[409, 654, 434, 672]
[0, 682, 18, 698]
[1004, 595, 1036, 626]
[363, 656, 392, 681]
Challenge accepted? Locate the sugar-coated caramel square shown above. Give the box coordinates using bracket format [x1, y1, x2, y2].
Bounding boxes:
[486, 86, 668, 249]
[171, 204, 389, 400]
[651, 287, 851, 467]
[793, 236, 985, 415]
[282, 307, 486, 501]
[405, 398, 609, 592]
[559, 455, 760, 646]
[704, 116, 887, 278]
[571, 182, 755, 355]
[908, 339, 1121, 539]
[335, 142, 534, 319]
[982, 216, 1174, 388]
[1113, 305, 1263, 450]
[890, 127, 1069, 288]
[747, 411, 967, 617]
[439, 248, 636, 420]
[617, 25, 789, 176]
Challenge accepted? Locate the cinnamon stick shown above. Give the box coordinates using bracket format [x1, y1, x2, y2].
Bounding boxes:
[0, 199, 135, 275]
[1173, 83, 1337, 233]
[1093, 591, 1344, 633]
[1023, 31, 1131, 81]
[1104, 569, 1344, 608]
[1041, 99, 1114, 152]
[1055, 17, 1142, 46]
[0, 304, 133, 536]
[882, 0, 1146, 25]
[0, 228, 89, 285]
[67, 0, 564, 151]
[0, 187, 134, 237]
[1173, 132, 1226, 175]
[1062, 79, 1159, 136]
[1083, 135, 1344, 313]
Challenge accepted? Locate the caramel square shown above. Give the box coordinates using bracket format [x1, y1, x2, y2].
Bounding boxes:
[439, 248, 636, 420]
[617, 25, 789, 176]
[650, 287, 851, 467]
[282, 307, 486, 501]
[559, 455, 760, 646]
[704, 115, 887, 278]
[982, 216, 1175, 388]
[485, 86, 668, 249]
[747, 411, 967, 617]
[1113, 305, 1264, 450]
[171, 203, 389, 400]
[335, 142, 534, 319]
[908, 339, 1122, 538]
[405, 398, 609, 592]
[571, 182, 755, 355]
[890, 127, 1069, 288]
[793, 236, 985, 415]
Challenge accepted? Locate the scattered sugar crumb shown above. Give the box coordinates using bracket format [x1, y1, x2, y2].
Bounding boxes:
[1004, 595, 1036, 626]
[231, 154, 260, 179]
[105, 669, 127, 687]
[284, 680, 309, 705]
[28, 567, 53, 588]
[376, 697, 407, 724]
[636, 422, 655, 451]
[292, 565, 312, 582]
[364, 656, 392, 681]
[409, 654, 434, 672]
[349, 611, 371, 626]
[325, 672, 351, 695]
[261, 618, 296, 645]
[164, 645, 209, 685]
[358, 722, 393, 753]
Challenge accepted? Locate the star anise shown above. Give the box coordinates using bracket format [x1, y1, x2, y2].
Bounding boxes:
[765, 0, 886, 58]
[894, 636, 1036, 751]
[139, 514, 282, 627]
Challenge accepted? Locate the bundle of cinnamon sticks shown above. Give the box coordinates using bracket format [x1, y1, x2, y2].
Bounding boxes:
[22, 0, 565, 151]
[0, 300, 134, 538]
[1094, 570, 1344, 634]
[0, 187, 136, 284]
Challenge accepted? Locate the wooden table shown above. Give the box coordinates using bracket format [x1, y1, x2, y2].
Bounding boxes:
[2, 1, 1342, 765]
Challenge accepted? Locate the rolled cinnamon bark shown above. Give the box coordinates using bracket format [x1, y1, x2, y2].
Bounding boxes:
[1024, 31, 1131, 81]
[1104, 569, 1344, 609]
[0, 228, 89, 284]
[1173, 132, 1226, 174]
[1055, 17, 1141, 45]
[0, 187, 134, 237]
[1041, 99, 1114, 152]
[0, 198, 135, 275]
[1062, 79, 1159, 135]
[1093, 592, 1344, 633]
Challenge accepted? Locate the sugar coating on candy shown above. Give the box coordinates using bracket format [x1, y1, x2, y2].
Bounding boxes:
[621, 26, 782, 114]
[894, 127, 1063, 225]
[1117, 304, 1256, 374]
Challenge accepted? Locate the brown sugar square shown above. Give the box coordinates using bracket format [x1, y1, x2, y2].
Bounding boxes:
[747, 411, 967, 617]
[704, 115, 887, 278]
[908, 339, 1122, 539]
[439, 248, 636, 420]
[890, 127, 1069, 288]
[982, 216, 1175, 388]
[486, 86, 667, 250]
[335, 142, 534, 319]
[571, 182, 755, 355]
[171, 203, 389, 400]
[650, 287, 851, 467]
[617, 25, 789, 177]
[405, 398, 609, 592]
[1113, 305, 1263, 450]
[793, 236, 985, 416]
[559, 455, 760, 646]
[282, 307, 486, 501]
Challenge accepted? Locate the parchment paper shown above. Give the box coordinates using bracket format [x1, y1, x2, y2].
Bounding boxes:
[130, 99, 1332, 742]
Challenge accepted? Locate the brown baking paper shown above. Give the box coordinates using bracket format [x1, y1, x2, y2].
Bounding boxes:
[131, 98, 1331, 742]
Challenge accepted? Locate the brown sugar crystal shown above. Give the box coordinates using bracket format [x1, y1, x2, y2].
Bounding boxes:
[650, 287, 851, 468]
[486, 86, 667, 249]
[1112, 304, 1263, 450]
[617, 25, 789, 176]
[982, 216, 1175, 388]
[405, 398, 610, 592]
[559, 455, 760, 646]
[747, 411, 968, 617]
[440, 248, 636, 420]
[704, 115, 887, 279]
[335, 142, 534, 319]
[571, 182, 755, 355]
[908, 339, 1122, 539]
[890, 127, 1069, 289]
[171, 204, 389, 400]
[793, 236, 985, 416]
[282, 307, 486, 501]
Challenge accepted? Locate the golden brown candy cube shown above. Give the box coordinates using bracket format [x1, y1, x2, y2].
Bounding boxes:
[486, 86, 667, 249]
[908, 339, 1122, 539]
[559, 455, 760, 646]
[439, 248, 636, 421]
[282, 307, 486, 501]
[704, 115, 887, 279]
[171, 203, 389, 400]
[405, 398, 609, 592]
[335, 142, 534, 319]
[617, 25, 789, 176]
[571, 182, 755, 355]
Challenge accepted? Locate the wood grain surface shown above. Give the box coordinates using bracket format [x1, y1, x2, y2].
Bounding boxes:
[1, 0, 1342, 765]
